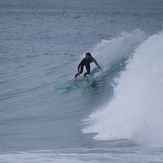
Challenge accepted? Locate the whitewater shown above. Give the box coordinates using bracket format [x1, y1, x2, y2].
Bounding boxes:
[83, 31, 163, 148]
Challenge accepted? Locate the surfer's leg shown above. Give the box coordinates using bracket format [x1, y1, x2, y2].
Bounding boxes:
[74, 65, 84, 81]
[84, 64, 90, 78]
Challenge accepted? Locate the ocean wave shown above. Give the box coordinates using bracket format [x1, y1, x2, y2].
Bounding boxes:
[82, 30, 163, 147]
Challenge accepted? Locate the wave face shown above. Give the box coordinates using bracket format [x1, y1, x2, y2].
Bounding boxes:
[83, 31, 163, 147]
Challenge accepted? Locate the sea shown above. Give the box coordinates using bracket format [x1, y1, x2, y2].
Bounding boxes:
[1, 0, 163, 162]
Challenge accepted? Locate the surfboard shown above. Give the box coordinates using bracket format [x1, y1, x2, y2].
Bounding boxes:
[53, 75, 93, 90]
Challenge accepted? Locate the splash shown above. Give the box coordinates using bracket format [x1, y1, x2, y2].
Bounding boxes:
[90, 29, 147, 71]
[83, 31, 163, 147]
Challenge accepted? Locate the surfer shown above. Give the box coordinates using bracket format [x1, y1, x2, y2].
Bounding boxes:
[74, 52, 102, 81]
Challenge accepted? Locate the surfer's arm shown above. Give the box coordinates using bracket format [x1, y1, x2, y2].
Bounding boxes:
[92, 58, 102, 71]
[77, 63, 81, 71]
[77, 59, 84, 71]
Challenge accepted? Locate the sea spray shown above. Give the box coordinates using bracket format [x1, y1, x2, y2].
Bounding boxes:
[90, 29, 148, 71]
[82, 31, 163, 147]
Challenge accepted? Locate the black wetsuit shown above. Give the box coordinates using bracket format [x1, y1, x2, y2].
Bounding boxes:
[75, 57, 102, 78]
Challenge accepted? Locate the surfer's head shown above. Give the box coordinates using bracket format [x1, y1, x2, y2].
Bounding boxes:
[86, 52, 91, 57]
[85, 52, 92, 60]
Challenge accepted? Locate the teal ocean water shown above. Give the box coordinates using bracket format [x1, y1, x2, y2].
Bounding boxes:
[1, 0, 163, 162]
